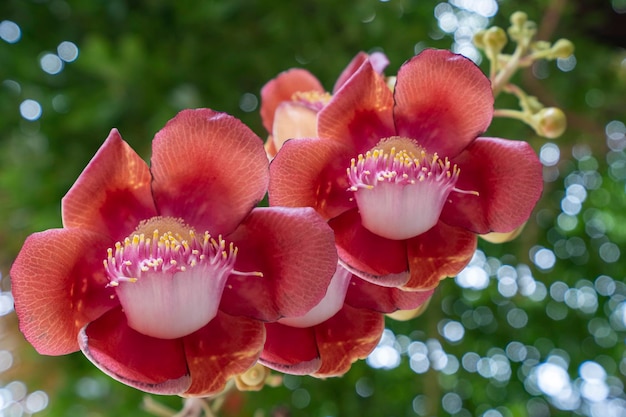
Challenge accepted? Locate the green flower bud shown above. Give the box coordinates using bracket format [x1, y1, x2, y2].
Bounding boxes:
[534, 107, 567, 139]
[510, 11, 527, 28]
[551, 39, 575, 59]
[484, 26, 508, 52]
[473, 30, 486, 49]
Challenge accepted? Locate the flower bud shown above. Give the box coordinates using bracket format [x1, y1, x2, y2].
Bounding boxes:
[481, 223, 526, 243]
[387, 299, 432, 321]
[551, 39, 575, 59]
[484, 27, 508, 52]
[473, 30, 486, 49]
[534, 107, 567, 139]
[234, 363, 271, 391]
[510, 11, 527, 28]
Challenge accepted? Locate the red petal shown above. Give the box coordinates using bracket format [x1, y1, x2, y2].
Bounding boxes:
[182, 311, 265, 396]
[62, 129, 156, 241]
[441, 137, 544, 234]
[268, 137, 356, 220]
[345, 276, 434, 313]
[260, 322, 321, 375]
[10, 228, 117, 355]
[313, 304, 384, 377]
[332, 51, 389, 92]
[79, 308, 191, 395]
[220, 207, 337, 321]
[318, 60, 395, 153]
[405, 222, 477, 290]
[330, 209, 410, 286]
[394, 49, 494, 157]
[150, 109, 269, 235]
[260, 68, 325, 133]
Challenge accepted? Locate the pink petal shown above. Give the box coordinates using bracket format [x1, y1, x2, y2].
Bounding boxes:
[440, 137, 544, 234]
[332, 51, 389, 92]
[79, 308, 191, 395]
[313, 304, 384, 377]
[150, 109, 269, 235]
[318, 60, 395, 153]
[182, 311, 265, 397]
[219, 207, 338, 321]
[405, 221, 477, 290]
[260, 322, 321, 375]
[62, 129, 157, 241]
[10, 228, 118, 355]
[329, 208, 410, 287]
[345, 276, 435, 313]
[268, 137, 356, 220]
[260, 68, 325, 133]
[394, 49, 494, 157]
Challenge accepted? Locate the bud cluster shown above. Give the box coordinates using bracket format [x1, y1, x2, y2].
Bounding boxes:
[473, 11, 573, 139]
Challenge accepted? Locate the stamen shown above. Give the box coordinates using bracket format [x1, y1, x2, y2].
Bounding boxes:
[291, 91, 332, 111]
[102, 216, 261, 339]
[347, 147, 461, 191]
[104, 230, 238, 286]
[346, 140, 476, 240]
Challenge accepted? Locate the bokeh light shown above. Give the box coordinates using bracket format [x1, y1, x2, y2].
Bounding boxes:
[0, 20, 21, 43]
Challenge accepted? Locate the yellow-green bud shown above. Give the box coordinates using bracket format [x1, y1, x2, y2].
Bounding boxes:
[481, 223, 526, 244]
[484, 26, 508, 52]
[473, 30, 486, 49]
[510, 11, 527, 28]
[534, 107, 567, 139]
[551, 39, 575, 58]
[234, 363, 271, 391]
[387, 298, 432, 321]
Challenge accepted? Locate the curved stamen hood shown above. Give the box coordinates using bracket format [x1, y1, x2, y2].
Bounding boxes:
[347, 137, 461, 240]
[105, 217, 236, 339]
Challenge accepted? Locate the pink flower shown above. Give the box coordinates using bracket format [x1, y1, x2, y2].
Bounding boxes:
[258, 265, 433, 376]
[260, 51, 389, 157]
[269, 49, 544, 290]
[10, 109, 338, 396]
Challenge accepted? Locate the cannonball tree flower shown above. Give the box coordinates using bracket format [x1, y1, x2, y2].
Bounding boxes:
[260, 51, 389, 157]
[10, 109, 338, 396]
[259, 265, 434, 376]
[269, 49, 543, 291]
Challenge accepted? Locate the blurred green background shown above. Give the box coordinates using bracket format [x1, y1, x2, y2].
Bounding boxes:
[1, 0, 626, 416]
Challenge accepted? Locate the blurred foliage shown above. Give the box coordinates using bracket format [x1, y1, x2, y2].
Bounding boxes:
[1, 0, 626, 416]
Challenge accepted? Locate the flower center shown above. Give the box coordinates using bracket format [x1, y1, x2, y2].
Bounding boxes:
[347, 137, 472, 240]
[104, 216, 237, 339]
